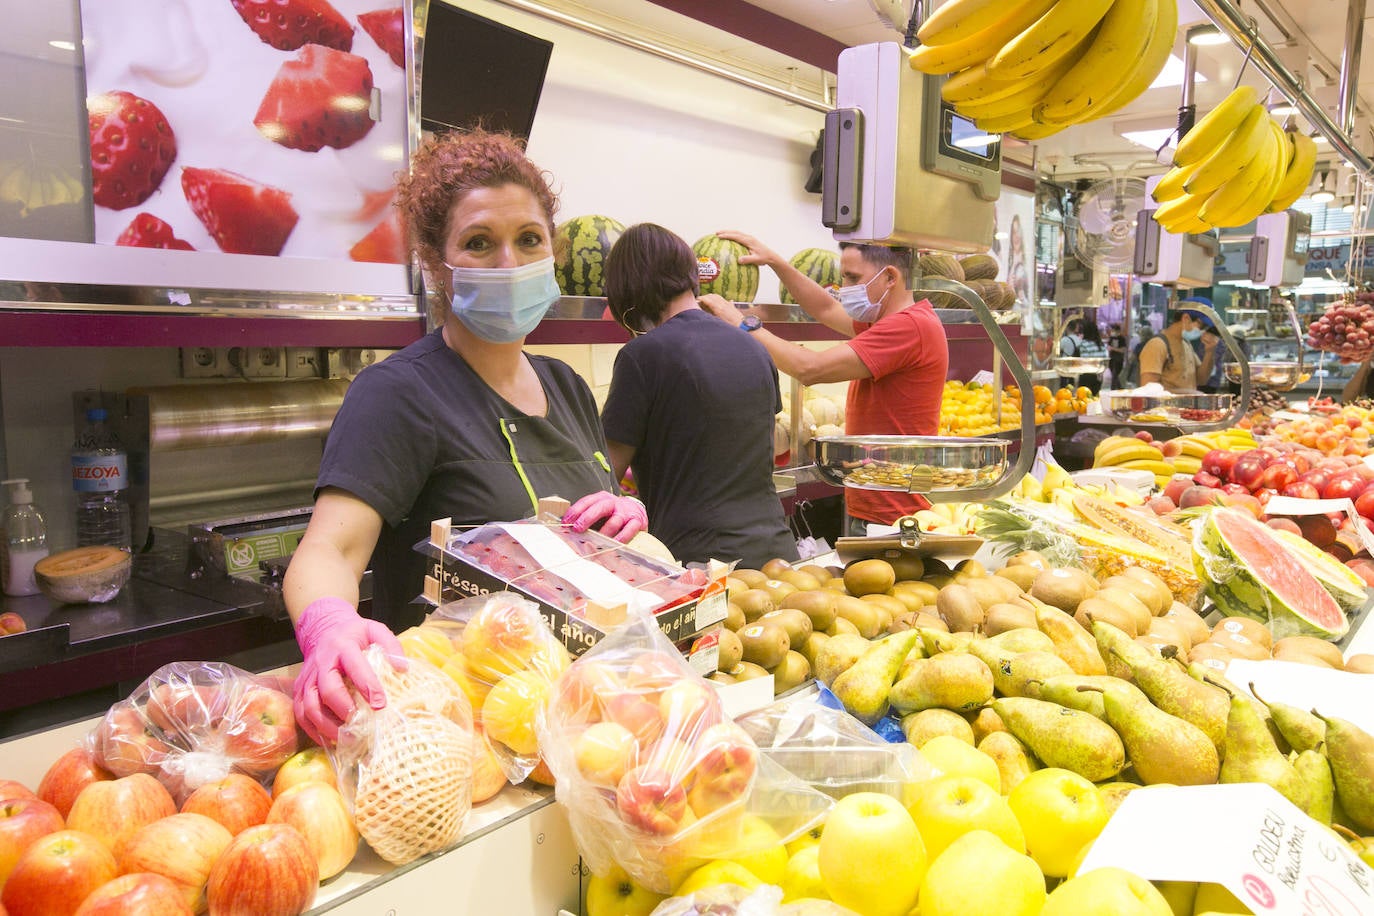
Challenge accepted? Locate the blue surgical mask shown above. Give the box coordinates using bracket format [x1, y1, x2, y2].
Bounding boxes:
[837, 271, 889, 323]
[447, 256, 560, 343]
[1183, 327, 1204, 342]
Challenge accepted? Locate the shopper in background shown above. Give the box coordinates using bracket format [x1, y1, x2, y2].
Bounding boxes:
[1106, 323, 1127, 388]
[1137, 300, 1219, 393]
[701, 231, 948, 536]
[1057, 317, 1083, 391]
[600, 223, 796, 568]
[1076, 321, 1106, 395]
[283, 129, 644, 745]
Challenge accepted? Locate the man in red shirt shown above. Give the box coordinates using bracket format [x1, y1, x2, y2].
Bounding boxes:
[699, 231, 948, 534]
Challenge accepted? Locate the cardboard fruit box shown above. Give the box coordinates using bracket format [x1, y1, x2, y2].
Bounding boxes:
[414, 514, 728, 661]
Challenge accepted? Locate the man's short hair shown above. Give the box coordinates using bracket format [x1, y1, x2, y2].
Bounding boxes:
[840, 242, 913, 286]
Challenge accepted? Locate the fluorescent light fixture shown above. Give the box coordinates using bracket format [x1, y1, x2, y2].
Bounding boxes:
[994, 232, 1009, 240]
[1312, 188, 1336, 203]
[1312, 134, 1330, 144]
[953, 133, 999, 150]
[1148, 54, 1203, 90]
[1269, 103, 1299, 117]
[1343, 200, 1357, 213]
[1188, 25, 1230, 45]
[1120, 128, 1178, 151]
[48, 40, 75, 51]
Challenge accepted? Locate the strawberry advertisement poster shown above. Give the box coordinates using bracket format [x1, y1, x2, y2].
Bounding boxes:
[79, 0, 409, 269]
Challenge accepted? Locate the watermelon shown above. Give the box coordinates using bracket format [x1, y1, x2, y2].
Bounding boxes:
[1268, 527, 1370, 613]
[1194, 508, 1349, 640]
[554, 215, 625, 296]
[780, 247, 841, 304]
[691, 234, 759, 303]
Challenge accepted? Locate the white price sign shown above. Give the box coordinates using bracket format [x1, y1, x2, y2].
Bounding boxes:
[1080, 785, 1374, 914]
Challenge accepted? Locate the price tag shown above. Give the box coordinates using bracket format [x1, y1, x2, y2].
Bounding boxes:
[1079, 784, 1374, 914]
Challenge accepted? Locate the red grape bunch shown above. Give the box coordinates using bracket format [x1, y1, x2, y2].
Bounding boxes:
[1307, 296, 1374, 364]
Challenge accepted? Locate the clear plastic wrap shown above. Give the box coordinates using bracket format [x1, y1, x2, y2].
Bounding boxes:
[331, 646, 474, 866]
[735, 695, 938, 803]
[536, 611, 830, 894]
[412, 592, 571, 784]
[650, 886, 861, 916]
[89, 661, 298, 803]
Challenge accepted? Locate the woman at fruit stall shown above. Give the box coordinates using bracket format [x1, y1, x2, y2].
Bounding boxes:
[600, 222, 797, 568]
[1136, 301, 1220, 393]
[282, 129, 647, 745]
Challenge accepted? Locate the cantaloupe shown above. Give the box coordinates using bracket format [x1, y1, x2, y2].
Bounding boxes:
[34, 546, 131, 604]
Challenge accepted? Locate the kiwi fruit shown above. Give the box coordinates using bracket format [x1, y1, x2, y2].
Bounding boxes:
[1344, 653, 1374, 673]
[1146, 617, 1192, 653]
[725, 576, 749, 600]
[954, 558, 986, 578]
[994, 564, 1038, 592]
[717, 628, 743, 670]
[1100, 575, 1166, 617]
[738, 621, 791, 669]
[833, 594, 882, 638]
[901, 708, 975, 747]
[707, 670, 737, 685]
[1092, 586, 1153, 634]
[1162, 603, 1210, 646]
[827, 616, 861, 638]
[923, 572, 954, 589]
[772, 651, 812, 694]
[724, 601, 746, 631]
[1187, 643, 1235, 669]
[780, 590, 837, 631]
[1272, 635, 1343, 668]
[797, 563, 833, 584]
[1031, 568, 1095, 613]
[888, 611, 919, 633]
[861, 593, 908, 619]
[758, 578, 799, 605]
[844, 558, 897, 596]
[814, 633, 871, 685]
[824, 577, 850, 593]
[935, 583, 984, 633]
[885, 586, 924, 613]
[1207, 630, 1270, 661]
[779, 569, 823, 591]
[983, 602, 1036, 635]
[1119, 566, 1173, 615]
[913, 610, 949, 632]
[886, 553, 926, 582]
[761, 557, 795, 579]
[1074, 597, 1138, 637]
[728, 661, 771, 682]
[1135, 635, 1181, 660]
[799, 631, 830, 667]
[732, 569, 768, 589]
[1006, 550, 1048, 570]
[734, 589, 776, 623]
[1273, 650, 1337, 668]
[893, 580, 939, 606]
[760, 608, 814, 650]
[1213, 617, 1272, 650]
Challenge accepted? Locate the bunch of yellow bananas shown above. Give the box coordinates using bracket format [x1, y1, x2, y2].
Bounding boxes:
[910, 0, 1178, 141]
[1092, 436, 1174, 487]
[1151, 85, 1317, 232]
[1094, 429, 1257, 487]
[0, 158, 85, 216]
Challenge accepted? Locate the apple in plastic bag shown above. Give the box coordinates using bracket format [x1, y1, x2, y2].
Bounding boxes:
[94, 707, 171, 778]
[616, 765, 690, 836]
[687, 723, 758, 816]
[219, 687, 297, 774]
[573, 722, 639, 788]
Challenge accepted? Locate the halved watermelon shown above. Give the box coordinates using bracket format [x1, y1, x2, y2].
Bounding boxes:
[1194, 508, 1349, 640]
[1267, 527, 1370, 614]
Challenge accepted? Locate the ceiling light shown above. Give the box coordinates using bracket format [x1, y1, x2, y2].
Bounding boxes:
[1269, 103, 1299, 117]
[1187, 25, 1230, 45]
[1312, 133, 1330, 144]
[1148, 55, 1205, 90]
[1312, 170, 1336, 203]
[48, 40, 75, 51]
[1120, 128, 1178, 152]
[1343, 199, 1357, 213]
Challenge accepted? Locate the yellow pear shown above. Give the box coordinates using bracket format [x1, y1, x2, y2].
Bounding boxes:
[780, 845, 830, 902]
[819, 792, 926, 916]
[1042, 867, 1173, 915]
[908, 775, 1026, 861]
[585, 865, 667, 916]
[673, 859, 763, 898]
[919, 829, 1046, 916]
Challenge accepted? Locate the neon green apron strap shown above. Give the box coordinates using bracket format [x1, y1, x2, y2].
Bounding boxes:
[498, 418, 540, 516]
[593, 450, 611, 473]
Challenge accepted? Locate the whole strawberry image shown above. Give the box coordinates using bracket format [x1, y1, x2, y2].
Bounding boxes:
[231, 0, 353, 51]
[255, 45, 376, 152]
[181, 167, 299, 256]
[88, 91, 177, 210]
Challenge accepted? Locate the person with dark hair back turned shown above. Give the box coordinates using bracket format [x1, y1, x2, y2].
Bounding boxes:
[700, 231, 948, 536]
[601, 223, 796, 568]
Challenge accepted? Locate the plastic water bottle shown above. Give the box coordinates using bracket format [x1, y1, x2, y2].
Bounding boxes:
[2, 478, 48, 596]
[72, 408, 131, 550]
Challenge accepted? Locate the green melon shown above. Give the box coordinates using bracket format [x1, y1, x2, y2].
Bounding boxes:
[554, 215, 625, 296]
[1193, 508, 1349, 640]
[780, 247, 841, 305]
[691, 234, 759, 303]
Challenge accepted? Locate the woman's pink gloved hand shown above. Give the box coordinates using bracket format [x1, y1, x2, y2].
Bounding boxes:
[563, 491, 648, 542]
[292, 597, 406, 745]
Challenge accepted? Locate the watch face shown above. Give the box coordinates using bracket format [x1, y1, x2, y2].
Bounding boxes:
[741, 316, 762, 331]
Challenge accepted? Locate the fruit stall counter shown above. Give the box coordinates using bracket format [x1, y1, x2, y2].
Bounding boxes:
[0, 713, 584, 915]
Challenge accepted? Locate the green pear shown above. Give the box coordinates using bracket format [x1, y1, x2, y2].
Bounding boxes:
[1033, 675, 1148, 721]
[919, 627, 972, 657]
[1315, 712, 1374, 832]
[889, 652, 993, 715]
[814, 633, 871, 686]
[831, 630, 921, 725]
[1085, 685, 1219, 786]
[982, 627, 1056, 655]
[1100, 624, 1228, 755]
[969, 641, 1073, 698]
[1292, 748, 1334, 824]
[896, 644, 926, 683]
[1248, 684, 1326, 754]
[1214, 680, 1305, 810]
[1091, 620, 1153, 680]
[992, 696, 1125, 783]
[977, 730, 1039, 794]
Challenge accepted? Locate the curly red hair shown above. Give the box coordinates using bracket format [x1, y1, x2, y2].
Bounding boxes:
[395, 129, 560, 313]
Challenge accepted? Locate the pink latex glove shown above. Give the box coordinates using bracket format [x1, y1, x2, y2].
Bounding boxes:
[563, 491, 648, 543]
[292, 597, 406, 746]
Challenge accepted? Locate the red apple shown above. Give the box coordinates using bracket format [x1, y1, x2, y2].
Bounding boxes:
[1259, 463, 1298, 493]
[1203, 449, 1240, 479]
[1, 830, 117, 916]
[181, 774, 273, 837]
[602, 693, 665, 748]
[686, 723, 758, 815]
[73, 872, 192, 916]
[1256, 488, 1278, 508]
[1282, 481, 1321, 501]
[1266, 517, 1303, 535]
[205, 824, 318, 916]
[550, 662, 622, 726]
[0, 613, 25, 635]
[115, 812, 233, 911]
[270, 748, 336, 800]
[615, 766, 689, 836]
[147, 683, 227, 736]
[67, 774, 177, 853]
[0, 784, 33, 805]
[218, 687, 297, 774]
[93, 707, 171, 778]
[1192, 471, 1222, 489]
[0, 798, 65, 893]
[1355, 488, 1374, 520]
[36, 748, 113, 819]
[1324, 470, 1368, 501]
[266, 782, 358, 881]
[1221, 483, 1250, 497]
[624, 651, 684, 700]
[1231, 452, 1269, 491]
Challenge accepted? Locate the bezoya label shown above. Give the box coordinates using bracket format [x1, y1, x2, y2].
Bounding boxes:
[72, 454, 127, 492]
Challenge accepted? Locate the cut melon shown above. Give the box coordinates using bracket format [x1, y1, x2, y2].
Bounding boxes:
[34, 546, 131, 604]
[1267, 527, 1370, 613]
[1194, 508, 1348, 640]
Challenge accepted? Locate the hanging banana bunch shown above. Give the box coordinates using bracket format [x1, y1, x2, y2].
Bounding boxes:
[0, 152, 86, 217]
[1150, 85, 1318, 232]
[911, 0, 1179, 142]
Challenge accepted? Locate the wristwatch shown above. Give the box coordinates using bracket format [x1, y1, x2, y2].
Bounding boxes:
[739, 315, 763, 332]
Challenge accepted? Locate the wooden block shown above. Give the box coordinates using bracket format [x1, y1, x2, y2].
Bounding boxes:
[423, 575, 441, 604]
[430, 517, 452, 547]
[538, 495, 571, 519]
[583, 602, 627, 629]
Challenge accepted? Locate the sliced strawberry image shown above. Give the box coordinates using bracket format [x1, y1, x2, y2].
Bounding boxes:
[88, 91, 178, 211]
[230, 0, 353, 52]
[254, 45, 375, 152]
[349, 213, 406, 263]
[181, 167, 298, 256]
[115, 213, 195, 250]
[358, 8, 405, 68]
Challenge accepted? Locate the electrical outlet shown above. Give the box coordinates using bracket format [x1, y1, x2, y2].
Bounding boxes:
[228, 347, 287, 378]
[285, 348, 321, 378]
[180, 347, 227, 378]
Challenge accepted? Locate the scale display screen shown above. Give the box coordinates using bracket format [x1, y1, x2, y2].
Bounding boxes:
[944, 109, 1000, 164]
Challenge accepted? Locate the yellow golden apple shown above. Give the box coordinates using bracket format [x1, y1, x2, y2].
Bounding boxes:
[785, 822, 824, 857]
[726, 815, 787, 885]
[585, 864, 665, 916]
[573, 721, 639, 788]
[819, 792, 926, 916]
[918, 829, 1046, 916]
[1008, 768, 1109, 878]
[780, 845, 829, 902]
[908, 775, 1026, 861]
[673, 859, 762, 897]
[397, 626, 454, 667]
[470, 727, 509, 804]
[916, 736, 1000, 793]
[481, 669, 550, 756]
[1041, 866, 1173, 915]
[440, 653, 491, 712]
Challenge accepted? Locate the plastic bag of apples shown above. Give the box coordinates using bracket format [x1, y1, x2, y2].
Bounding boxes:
[651, 884, 860, 915]
[536, 610, 832, 895]
[401, 593, 572, 788]
[88, 661, 299, 804]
